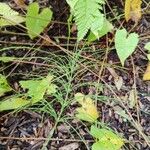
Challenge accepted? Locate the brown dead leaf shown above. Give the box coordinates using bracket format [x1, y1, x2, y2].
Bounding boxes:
[14, 0, 27, 9]
[41, 35, 52, 46]
[125, 0, 142, 22]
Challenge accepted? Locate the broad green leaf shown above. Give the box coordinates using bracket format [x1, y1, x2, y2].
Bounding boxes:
[0, 74, 56, 111]
[0, 97, 29, 111]
[144, 42, 150, 52]
[0, 74, 12, 96]
[92, 141, 116, 150]
[75, 93, 99, 123]
[90, 125, 105, 139]
[90, 126, 124, 150]
[19, 74, 56, 103]
[26, 2, 53, 39]
[88, 19, 113, 42]
[115, 29, 139, 66]
[0, 2, 25, 27]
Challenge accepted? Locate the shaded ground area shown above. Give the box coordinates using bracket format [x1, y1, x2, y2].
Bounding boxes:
[0, 0, 150, 150]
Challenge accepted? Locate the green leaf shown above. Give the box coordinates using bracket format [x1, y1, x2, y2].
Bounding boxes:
[0, 2, 25, 27]
[0, 74, 12, 96]
[69, 0, 105, 41]
[76, 108, 97, 123]
[0, 97, 30, 111]
[144, 42, 150, 52]
[92, 141, 114, 150]
[115, 29, 139, 66]
[26, 2, 53, 39]
[88, 19, 113, 42]
[90, 125, 105, 139]
[0, 74, 56, 111]
[90, 126, 124, 150]
[19, 74, 56, 103]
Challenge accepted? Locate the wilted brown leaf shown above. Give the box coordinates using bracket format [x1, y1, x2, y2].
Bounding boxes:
[14, 0, 27, 9]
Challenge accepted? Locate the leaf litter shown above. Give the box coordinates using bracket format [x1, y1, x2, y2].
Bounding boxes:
[0, 0, 150, 150]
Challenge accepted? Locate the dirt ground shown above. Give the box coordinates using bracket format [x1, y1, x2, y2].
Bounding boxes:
[0, 0, 150, 150]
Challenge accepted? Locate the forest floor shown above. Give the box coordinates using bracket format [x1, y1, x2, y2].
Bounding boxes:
[0, 0, 150, 150]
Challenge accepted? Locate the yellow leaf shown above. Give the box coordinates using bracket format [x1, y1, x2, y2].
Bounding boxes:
[125, 0, 142, 22]
[101, 135, 124, 147]
[143, 62, 150, 81]
[75, 93, 99, 123]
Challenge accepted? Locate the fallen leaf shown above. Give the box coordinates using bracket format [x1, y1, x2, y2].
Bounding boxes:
[14, 0, 27, 9]
[125, 0, 142, 22]
[41, 35, 52, 46]
[114, 76, 123, 91]
[107, 67, 123, 90]
[128, 89, 137, 108]
[143, 62, 150, 81]
[75, 93, 99, 123]
[59, 143, 79, 150]
[114, 106, 131, 122]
